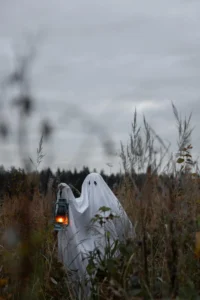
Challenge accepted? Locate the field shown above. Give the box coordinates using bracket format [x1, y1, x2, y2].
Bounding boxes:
[0, 87, 200, 299]
[0, 147, 200, 299]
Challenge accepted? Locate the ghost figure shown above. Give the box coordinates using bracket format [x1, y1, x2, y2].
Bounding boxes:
[57, 173, 134, 282]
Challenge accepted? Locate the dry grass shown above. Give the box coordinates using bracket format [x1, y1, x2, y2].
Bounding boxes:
[0, 166, 200, 299]
[0, 101, 199, 299]
[0, 177, 74, 300]
[116, 170, 200, 299]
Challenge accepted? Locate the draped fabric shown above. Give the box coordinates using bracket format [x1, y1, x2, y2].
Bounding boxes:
[57, 173, 134, 281]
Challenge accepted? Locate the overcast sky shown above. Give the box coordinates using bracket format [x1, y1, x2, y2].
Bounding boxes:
[0, 0, 200, 173]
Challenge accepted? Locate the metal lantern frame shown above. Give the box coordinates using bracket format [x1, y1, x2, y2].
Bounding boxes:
[54, 188, 70, 231]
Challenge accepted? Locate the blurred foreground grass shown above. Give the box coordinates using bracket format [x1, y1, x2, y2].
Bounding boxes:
[0, 178, 74, 300]
[0, 163, 200, 299]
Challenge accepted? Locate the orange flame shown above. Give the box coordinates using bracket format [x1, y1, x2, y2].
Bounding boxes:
[55, 216, 69, 225]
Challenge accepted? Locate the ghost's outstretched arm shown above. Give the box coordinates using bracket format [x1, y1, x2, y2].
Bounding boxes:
[70, 196, 89, 214]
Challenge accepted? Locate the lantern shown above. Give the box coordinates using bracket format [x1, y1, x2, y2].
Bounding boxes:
[54, 197, 69, 231]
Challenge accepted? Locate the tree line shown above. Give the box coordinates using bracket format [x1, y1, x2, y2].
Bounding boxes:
[0, 165, 123, 199]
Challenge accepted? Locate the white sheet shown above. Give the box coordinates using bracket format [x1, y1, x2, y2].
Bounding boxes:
[57, 173, 134, 281]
